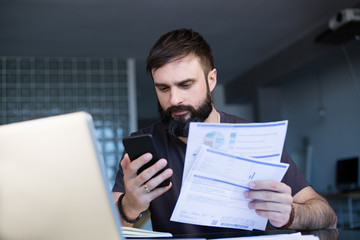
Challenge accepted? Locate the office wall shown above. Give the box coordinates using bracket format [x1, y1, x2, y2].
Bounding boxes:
[279, 40, 360, 192]
[135, 60, 159, 128]
[0, 57, 135, 187]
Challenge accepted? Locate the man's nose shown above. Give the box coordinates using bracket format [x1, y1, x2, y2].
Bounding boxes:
[169, 89, 184, 106]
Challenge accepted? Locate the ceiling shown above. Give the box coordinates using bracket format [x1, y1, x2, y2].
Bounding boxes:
[1, 0, 360, 104]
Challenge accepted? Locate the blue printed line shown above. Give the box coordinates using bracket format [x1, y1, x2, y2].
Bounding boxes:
[194, 174, 250, 190]
[194, 122, 286, 128]
[206, 148, 287, 168]
[251, 154, 280, 158]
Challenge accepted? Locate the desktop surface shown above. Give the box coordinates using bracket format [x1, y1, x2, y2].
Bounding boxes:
[168, 228, 359, 240]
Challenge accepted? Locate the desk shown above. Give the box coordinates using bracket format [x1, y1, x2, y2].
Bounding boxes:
[171, 229, 359, 240]
[322, 191, 360, 228]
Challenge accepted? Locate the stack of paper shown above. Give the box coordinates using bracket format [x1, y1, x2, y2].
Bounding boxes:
[170, 121, 290, 231]
[121, 226, 172, 238]
[218, 232, 319, 239]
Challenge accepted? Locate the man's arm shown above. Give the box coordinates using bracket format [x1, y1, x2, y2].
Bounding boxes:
[112, 191, 134, 227]
[245, 180, 337, 230]
[290, 186, 337, 230]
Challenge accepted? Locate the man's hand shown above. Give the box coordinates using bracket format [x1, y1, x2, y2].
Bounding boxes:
[117, 153, 173, 225]
[244, 180, 293, 228]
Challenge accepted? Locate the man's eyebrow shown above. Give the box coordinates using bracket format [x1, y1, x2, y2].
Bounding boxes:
[154, 79, 195, 87]
[154, 82, 169, 87]
[173, 79, 196, 86]
[177, 79, 194, 84]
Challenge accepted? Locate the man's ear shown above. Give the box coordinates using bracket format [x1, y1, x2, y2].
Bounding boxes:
[207, 68, 217, 92]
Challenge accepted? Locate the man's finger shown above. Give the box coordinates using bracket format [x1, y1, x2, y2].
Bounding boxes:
[249, 180, 291, 194]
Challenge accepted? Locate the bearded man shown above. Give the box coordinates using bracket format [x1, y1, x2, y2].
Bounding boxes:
[112, 28, 337, 235]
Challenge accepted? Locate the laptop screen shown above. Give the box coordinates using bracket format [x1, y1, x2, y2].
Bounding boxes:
[0, 112, 123, 240]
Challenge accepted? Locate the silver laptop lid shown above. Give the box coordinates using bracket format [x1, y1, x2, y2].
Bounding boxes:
[0, 112, 123, 240]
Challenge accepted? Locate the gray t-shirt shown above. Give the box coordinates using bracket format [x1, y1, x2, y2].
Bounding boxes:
[113, 111, 309, 235]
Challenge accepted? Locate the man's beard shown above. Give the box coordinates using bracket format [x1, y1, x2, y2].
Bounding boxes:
[158, 92, 213, 137]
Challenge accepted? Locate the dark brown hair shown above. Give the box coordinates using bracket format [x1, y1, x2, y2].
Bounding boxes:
[146, 28, 215, 77]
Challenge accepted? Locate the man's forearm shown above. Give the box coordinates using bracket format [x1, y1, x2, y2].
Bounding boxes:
[290, 198, 337, 230]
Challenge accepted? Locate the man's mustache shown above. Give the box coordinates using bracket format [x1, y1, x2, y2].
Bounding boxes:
[165, 105, 195, 115]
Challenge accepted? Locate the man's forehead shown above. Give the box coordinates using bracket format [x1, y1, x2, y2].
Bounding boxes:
[152, 54, 201, 74]
[152, 56, 203, 83]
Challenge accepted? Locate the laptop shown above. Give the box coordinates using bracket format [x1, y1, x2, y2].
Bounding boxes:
[0, 112, 123, 240]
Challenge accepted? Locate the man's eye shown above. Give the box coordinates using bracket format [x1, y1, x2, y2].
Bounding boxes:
[181, 83, 191, 88]
[159, 87, 168, 92]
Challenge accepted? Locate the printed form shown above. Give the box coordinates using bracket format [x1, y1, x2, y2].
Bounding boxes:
[170, 121, 289, 231]
[182, 121, 288, 182]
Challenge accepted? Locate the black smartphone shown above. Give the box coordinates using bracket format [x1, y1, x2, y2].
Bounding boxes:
[122, 134, 170, 187]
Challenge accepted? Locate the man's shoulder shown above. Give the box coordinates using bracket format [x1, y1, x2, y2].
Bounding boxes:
[220, 111, 250, 123]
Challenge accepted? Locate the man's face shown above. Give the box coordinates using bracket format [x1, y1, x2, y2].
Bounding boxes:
[152, 54, 216, 137]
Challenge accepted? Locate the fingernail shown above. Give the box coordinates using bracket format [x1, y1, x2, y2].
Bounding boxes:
[159, 159, 167, 167]
[144, 153, 152, 161]
[249, 182, 255, 189]
[244, 191, 249, 198]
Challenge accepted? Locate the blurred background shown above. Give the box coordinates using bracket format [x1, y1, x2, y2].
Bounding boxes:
[1, 0, 360, 228]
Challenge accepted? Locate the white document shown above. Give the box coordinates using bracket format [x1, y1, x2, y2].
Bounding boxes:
[183, 121, 288, 182]
[217, 232, 319, 240]
[121, 226, 172, 238]
[170, 145, 289, 230]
